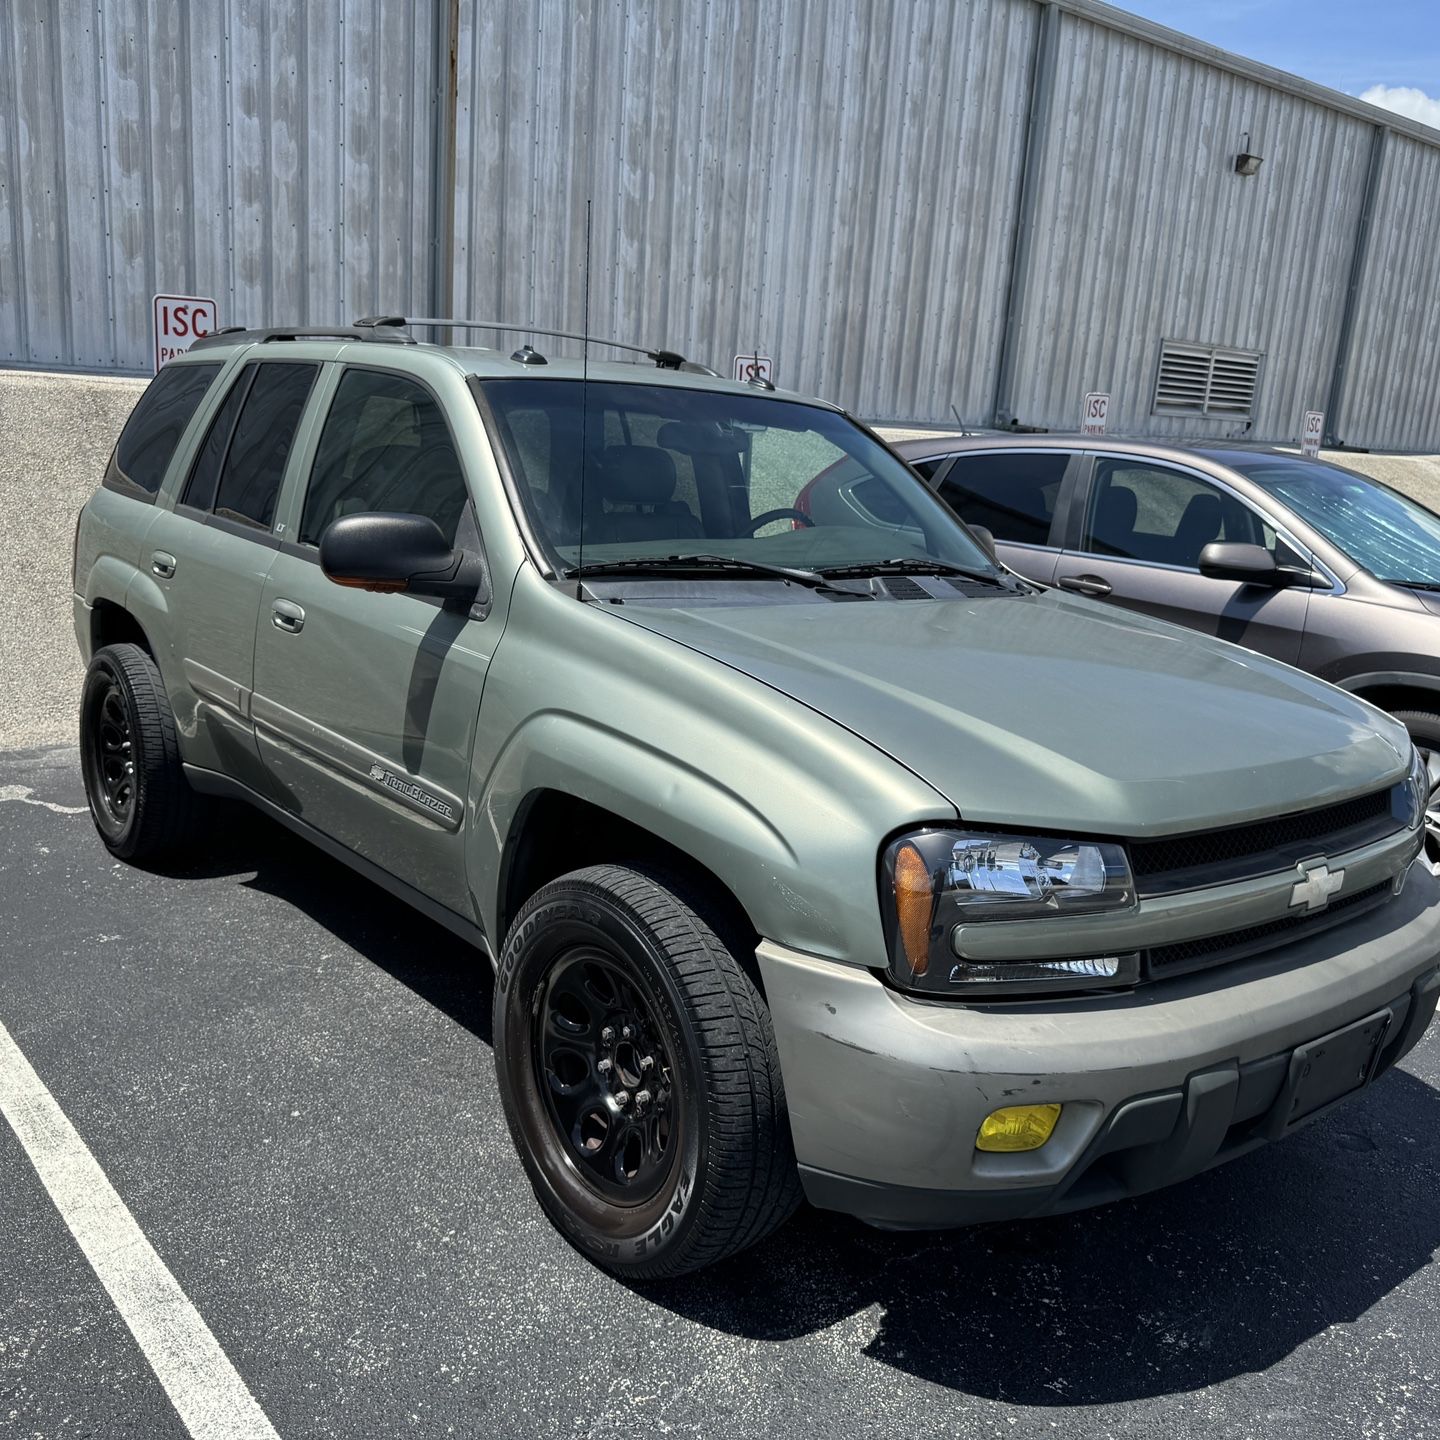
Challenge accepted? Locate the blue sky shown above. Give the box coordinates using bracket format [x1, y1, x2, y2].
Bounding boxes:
[1120, 0, 1440, 123]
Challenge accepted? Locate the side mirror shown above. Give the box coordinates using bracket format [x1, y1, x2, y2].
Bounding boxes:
[1198, 541, 1284, 586]
[320, 512, 485, 600]
[967, 523, 999, 562]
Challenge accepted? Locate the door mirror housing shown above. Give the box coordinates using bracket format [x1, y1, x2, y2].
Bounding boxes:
[1198, 541, 1285, 587]
[966, 523, 999, 562]
[320, 512, 486, 601]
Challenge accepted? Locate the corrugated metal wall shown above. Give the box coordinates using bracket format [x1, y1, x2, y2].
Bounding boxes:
[5, 0, 1440, 451]
[1008, 10, 1373, 442]
[451, 0, 1037, 421]
[0, 0, 438, 372]
[1337, 133, 1440, 453]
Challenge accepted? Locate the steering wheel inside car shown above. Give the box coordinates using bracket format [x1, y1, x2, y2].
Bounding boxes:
[742, 508, 814, 534]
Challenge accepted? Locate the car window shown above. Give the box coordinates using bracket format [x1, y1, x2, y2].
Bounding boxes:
[1218, 452, 1440, 587]
[300, 370, 469, 546]
[937, 452, 1068, 546]
[1080, 459, 1263, 567]
[909, 456, 945, 480]
[480, 378, 995, 575]
[182, 362, 318, 530]
[103, 363, 221, 500]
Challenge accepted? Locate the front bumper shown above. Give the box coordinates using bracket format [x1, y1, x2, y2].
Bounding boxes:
[758, 863, 1440, 1228]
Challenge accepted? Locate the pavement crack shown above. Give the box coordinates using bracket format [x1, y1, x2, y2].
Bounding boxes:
[0, 786, 87, 816]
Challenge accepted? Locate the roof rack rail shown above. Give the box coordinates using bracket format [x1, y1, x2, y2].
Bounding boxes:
[354, 316, 720, 376]
[190, 325, 415, 352]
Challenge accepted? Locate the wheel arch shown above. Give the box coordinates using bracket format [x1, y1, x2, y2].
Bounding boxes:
[496, 787, 761, 977]
[1343, 674, 1440, 722]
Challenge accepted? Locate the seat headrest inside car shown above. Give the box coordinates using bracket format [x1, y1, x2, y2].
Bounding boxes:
[595, 446, 678, 506]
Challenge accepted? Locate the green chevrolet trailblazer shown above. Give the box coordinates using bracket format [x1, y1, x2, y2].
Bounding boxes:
[72, 322, 1439, 1277]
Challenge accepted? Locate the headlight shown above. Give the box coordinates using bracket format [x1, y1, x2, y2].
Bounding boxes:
[881, 829, 1138, 996]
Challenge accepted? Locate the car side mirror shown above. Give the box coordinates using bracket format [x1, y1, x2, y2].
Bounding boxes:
[1198, 541, 1284, 587]
[320, 512, 487, 602]
[967, 524, 999, 562]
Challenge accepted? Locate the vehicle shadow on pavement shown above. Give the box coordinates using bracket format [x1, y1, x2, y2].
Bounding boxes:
[161, 801, 495, 1043]
[642, 1070, 1440, 1404]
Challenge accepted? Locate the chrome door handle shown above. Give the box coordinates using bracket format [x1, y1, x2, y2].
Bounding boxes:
[271, 599, 306, 633]
[151, 551, 177, 580]
[1057, 573, 1113, 598]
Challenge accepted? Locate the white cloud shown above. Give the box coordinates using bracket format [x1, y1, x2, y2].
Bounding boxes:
[1359, 84, 1440, 131]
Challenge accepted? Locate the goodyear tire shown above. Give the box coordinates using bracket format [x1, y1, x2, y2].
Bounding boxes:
[494, 864, 802, 1278]
[79, 643, 199, 862]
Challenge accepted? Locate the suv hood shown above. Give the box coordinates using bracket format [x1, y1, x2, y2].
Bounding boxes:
[612, 588, 1409, 836]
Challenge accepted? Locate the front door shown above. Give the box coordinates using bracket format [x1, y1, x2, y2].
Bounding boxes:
[251, 367, 500, 919]
[1053, 455, 1310, 664]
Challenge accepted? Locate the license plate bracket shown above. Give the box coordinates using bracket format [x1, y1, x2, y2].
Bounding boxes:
[1283, 1009, 1392, 1128]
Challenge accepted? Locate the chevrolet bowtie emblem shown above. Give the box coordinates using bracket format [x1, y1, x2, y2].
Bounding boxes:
[1289, 859, 1344, 913]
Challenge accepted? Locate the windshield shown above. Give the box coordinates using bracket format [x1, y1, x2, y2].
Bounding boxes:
[478, 379, 995, 577]
[1219, 452, 1440, 586]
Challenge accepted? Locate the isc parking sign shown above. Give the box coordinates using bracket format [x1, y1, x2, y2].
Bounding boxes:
[153, 294, 218, 372]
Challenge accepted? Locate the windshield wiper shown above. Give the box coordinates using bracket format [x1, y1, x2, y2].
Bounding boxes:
[817, 557, 1011, 587]
[1395, 580, 1440, 592]
[564, 554, 856, 590]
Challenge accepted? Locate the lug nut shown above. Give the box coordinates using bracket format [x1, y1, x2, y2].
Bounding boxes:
[634, 1089, 652, 1112]
[621, 1025, 633, 1040]
[639, 1055, 654, 1072]
[597, 1058, 612, 1075]
[601, 1026, 615, 1044]
[614, 1090, 630, 1107]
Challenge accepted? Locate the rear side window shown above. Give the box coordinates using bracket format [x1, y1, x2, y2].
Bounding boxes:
[182, 362, 318, 531]
[300, 370, 469, 545]
[938, 451, 1069, 546]
[103, 363, 221, 500]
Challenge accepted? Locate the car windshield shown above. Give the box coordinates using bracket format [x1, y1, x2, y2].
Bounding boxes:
[478, 378, 996, 577]
[1219, 452, 1440, 587]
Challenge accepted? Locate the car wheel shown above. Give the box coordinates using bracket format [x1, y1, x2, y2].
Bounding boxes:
[494, 864, 802, 1278]
[1393, 709, 1440, 866]
[79, 643, 199, 861]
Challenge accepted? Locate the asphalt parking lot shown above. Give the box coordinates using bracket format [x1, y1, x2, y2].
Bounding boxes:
[4, 373, 1440, 1437]
[4, 744, 1440, 1437]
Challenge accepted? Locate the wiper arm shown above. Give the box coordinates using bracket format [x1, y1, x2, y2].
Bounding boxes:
[564, 554, 848, 589]
[817, 557, 1010, 587]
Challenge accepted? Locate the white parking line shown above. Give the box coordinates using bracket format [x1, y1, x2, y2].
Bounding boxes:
[0, 1018, 281, 1440]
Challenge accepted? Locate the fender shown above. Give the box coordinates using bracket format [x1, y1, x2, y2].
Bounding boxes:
[472, 709, 935, 966]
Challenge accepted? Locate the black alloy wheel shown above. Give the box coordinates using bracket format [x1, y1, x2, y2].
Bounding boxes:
[537, 950, 679, 1203]
[494, 864, 801, 1278]
[79, 643, 199, 861]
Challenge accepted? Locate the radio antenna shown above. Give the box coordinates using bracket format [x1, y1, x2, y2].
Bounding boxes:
[576, 199, 592, 599]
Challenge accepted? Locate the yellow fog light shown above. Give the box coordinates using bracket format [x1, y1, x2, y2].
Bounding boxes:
[976, 1103, 1063, 1153]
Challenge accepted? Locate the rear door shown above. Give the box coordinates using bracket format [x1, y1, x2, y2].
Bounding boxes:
[145, 359, 320, 791]
[930, 449, 1077, 584]
[251, 365, 499, 919]
[1053, 454, 1310, 662]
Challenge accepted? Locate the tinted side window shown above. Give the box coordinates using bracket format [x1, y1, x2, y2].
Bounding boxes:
[938, 452, 1068, 546]
[103, 363, 221, 499]
[212, 363, 318, 529]
[300, 370, 469, 545]
[1081, 460, 1260, 567]
[181, 370, 250, 513]
[910, 456, 944, 480]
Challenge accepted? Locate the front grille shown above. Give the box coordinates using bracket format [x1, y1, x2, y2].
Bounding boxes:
[1130, 787, 1395, 891]
[1146, 880, 1394, 978]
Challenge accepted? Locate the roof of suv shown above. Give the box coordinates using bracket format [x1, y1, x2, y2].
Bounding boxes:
[186, 322, 828, 406]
